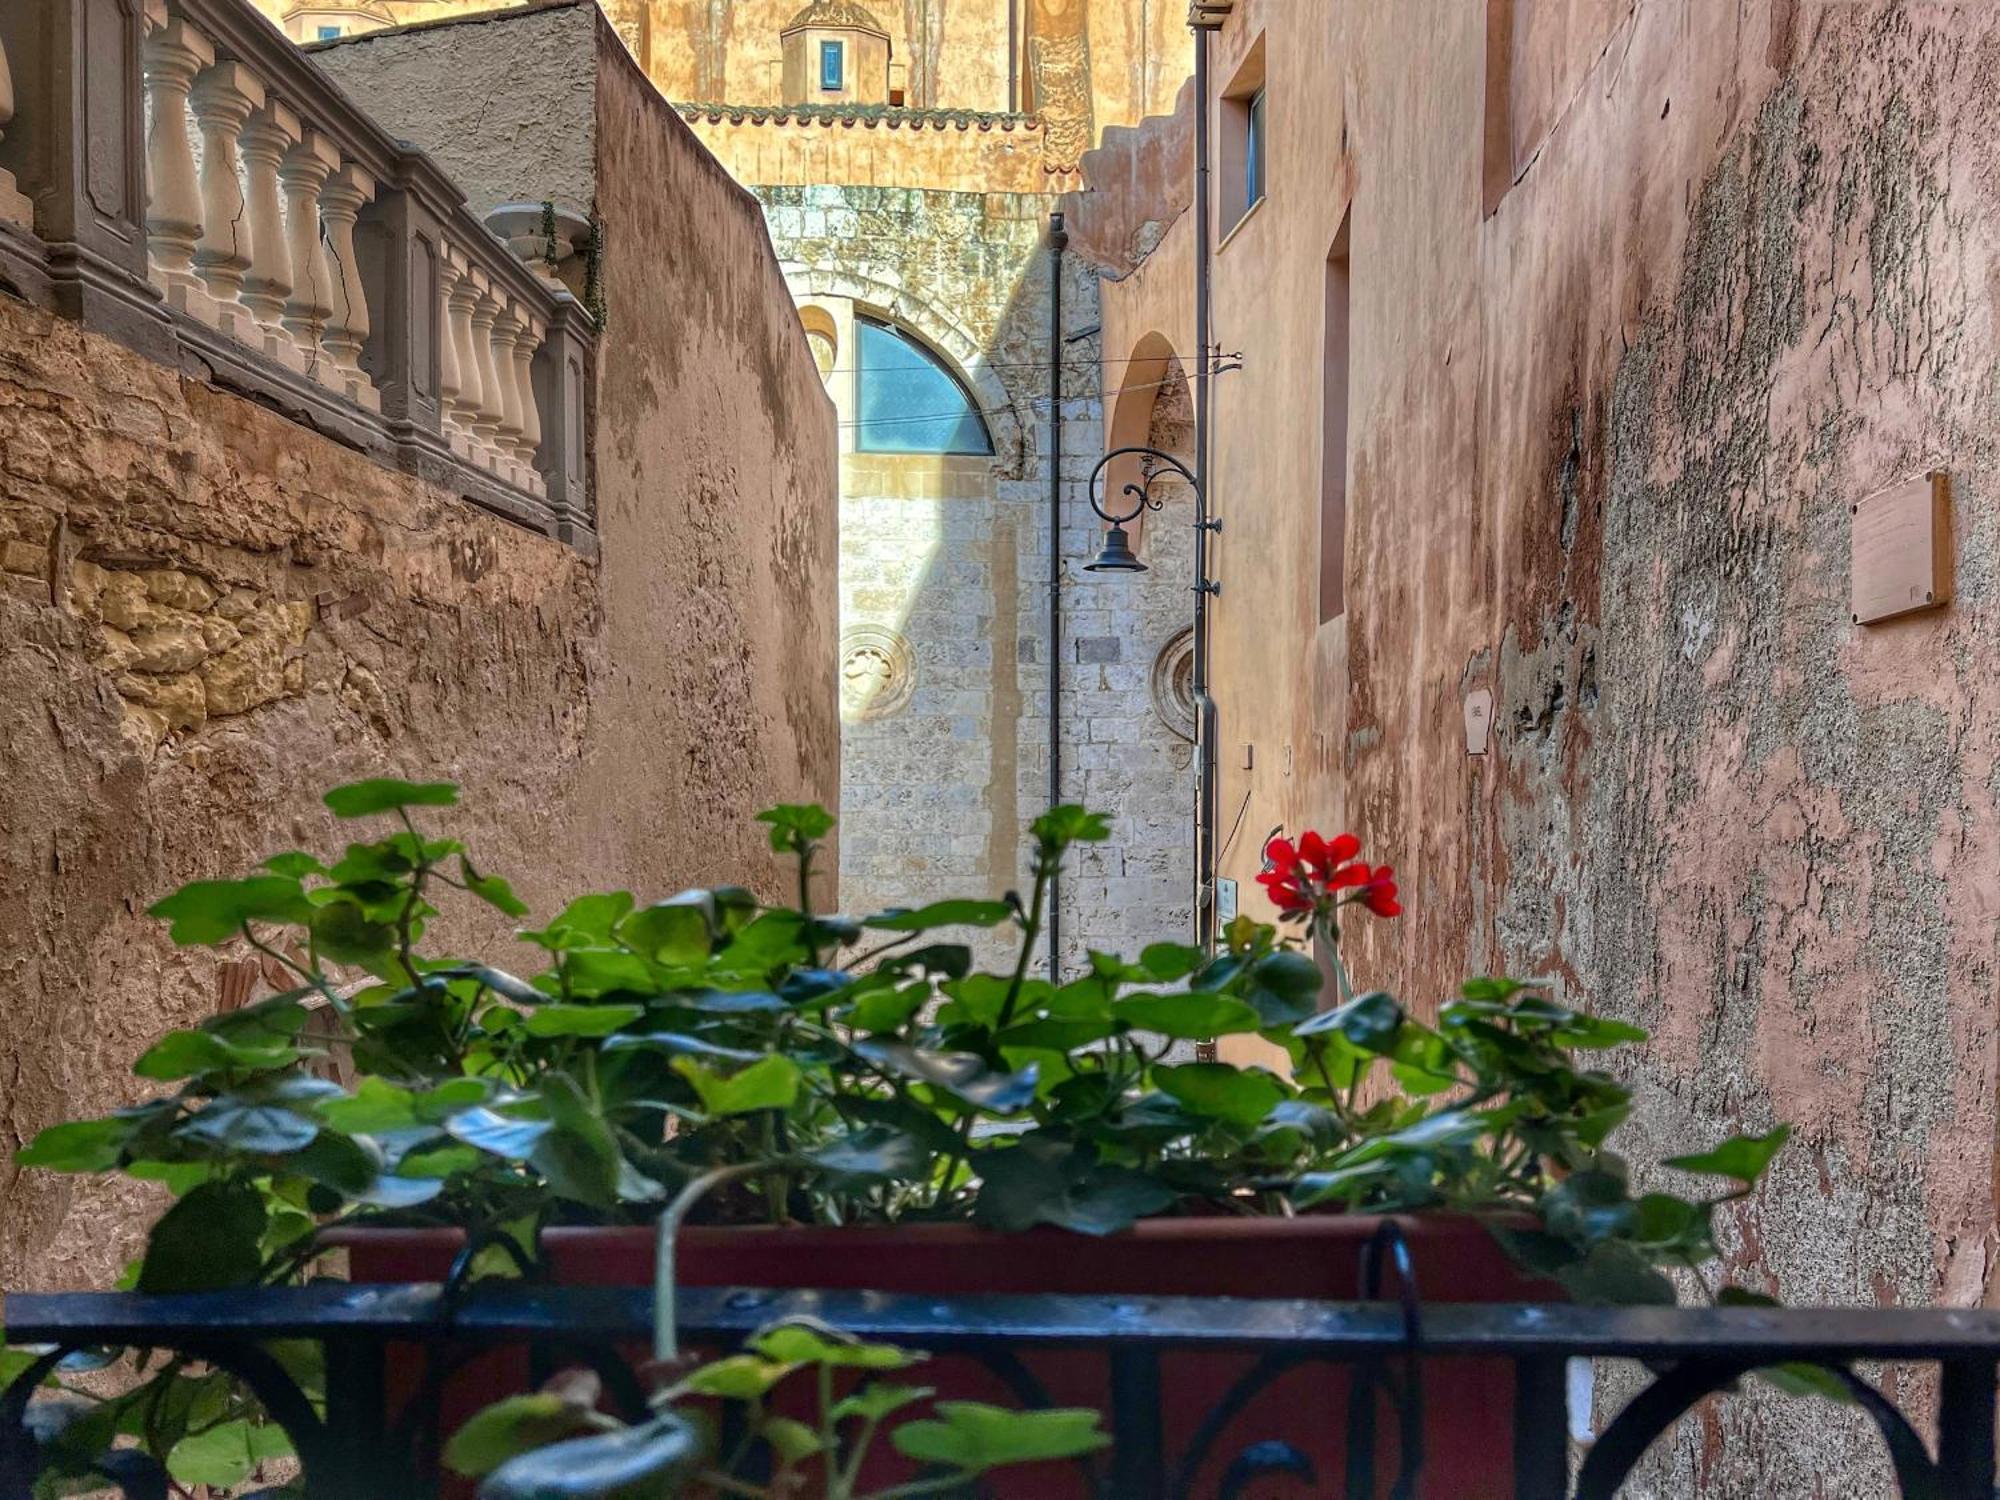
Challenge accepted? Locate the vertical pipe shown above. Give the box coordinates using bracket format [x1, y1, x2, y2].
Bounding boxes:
[1192, 26, 1217, 953]
[1047, 210, 1067, 980]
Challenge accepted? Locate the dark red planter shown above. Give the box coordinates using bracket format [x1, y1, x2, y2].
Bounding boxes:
[335, 1216, 1560, 1498]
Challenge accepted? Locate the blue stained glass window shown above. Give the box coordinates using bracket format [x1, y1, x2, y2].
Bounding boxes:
[821, 40, 844, 90]
[856, 318, 993, 455]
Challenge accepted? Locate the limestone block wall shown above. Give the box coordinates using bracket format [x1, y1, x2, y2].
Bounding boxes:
[763, 180, 1192, 966]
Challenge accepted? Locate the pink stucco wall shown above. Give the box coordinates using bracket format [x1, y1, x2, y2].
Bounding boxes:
[1082, 1, 2000, 1488]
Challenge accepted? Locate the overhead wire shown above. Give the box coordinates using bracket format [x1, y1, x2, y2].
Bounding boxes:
[830, 367, 1202, 430]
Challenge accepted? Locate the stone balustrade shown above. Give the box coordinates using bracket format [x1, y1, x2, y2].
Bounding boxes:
[0, 0, 596, 545]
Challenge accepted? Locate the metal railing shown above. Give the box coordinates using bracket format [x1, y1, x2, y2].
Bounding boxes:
[5, 1277, 1998, 1498]
[0, 0, 594, 546]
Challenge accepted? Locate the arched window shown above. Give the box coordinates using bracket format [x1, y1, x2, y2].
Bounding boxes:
[855, 317, 993, 455]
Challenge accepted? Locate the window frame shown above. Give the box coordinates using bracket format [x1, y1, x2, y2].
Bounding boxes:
[1245, 87, 1268, 211]
[820, 39, 845, 92]
[853, 316, 994, 457]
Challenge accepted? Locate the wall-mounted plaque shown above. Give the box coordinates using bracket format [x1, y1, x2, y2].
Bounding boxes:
[1852, 471, 1951, 625]
[1464, 687, 1494, 755]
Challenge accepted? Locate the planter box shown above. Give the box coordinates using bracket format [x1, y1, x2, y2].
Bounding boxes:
[334, 1216, 1560, 1498]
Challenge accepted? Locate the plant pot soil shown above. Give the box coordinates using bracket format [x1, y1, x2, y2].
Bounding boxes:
[332, 1216, 1561, 1499]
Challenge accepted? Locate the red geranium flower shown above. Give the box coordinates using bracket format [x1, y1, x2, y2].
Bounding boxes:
[1258, 830, 1394, 919]
[1359, 865, 1402, 918]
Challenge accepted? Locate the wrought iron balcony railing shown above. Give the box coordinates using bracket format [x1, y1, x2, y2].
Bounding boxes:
[5, 1280, 1998, 1499]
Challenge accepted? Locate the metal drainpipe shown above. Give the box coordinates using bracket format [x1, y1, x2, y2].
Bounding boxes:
[1047, 211, 1067, 980]
[1191, 26, 1218, 954]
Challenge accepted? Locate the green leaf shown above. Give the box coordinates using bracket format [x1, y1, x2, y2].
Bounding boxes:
[1237, 950, 1324, 1026]
[167, 1418, 293, 1488]
[755, 803, 837, 850]
[804, 1127, 927, 1181]
[1554, 1241, 1678, 1306]
[149, 876, 315, 944]
[444, 1394, 607, 1478]
[134, 1028, 298, 1081]
[761, 1416, 824, 1465]
[674, 1055, 801, 1116]
[533, 1072, 662, 1208]
[17, 1117, 134, 1172]
[478, 1413, 701, 1499]
[748, 1322, 920, 1370]
[1152, 1063, 1286, 1127]
[522, 1004, 645, 1039]
[846, 980, 933, 1033]
[1297, 990, 1403, 1053]
[287, 1131, 380, 1196]
[892, 1403, 1110, 1472]
[830, 1383, 933, 1424]
[676, 1354, 795, 1400]
[323, 779, 459, 818]
[937, 973, 1021, 1028]
[176, 1098, 321, 1155]
[853, 1040, 1038, 1114]
[311, 899, 395, 963]
[1113, 992, 1261, 1039]
[1029, 806, 1112, 850]
[973, 1141, 1176, 1235]
[1139, 942, 1205, 981]
[1663, 1125, 1790, 1185]
[864, 900, 1014, 932]
[461, 857, 530, 917]
[447, 1106, 554, 1160]
[521, 893, 637, 950]
[619, 894, 716, 965]
[139, 1179, 267, 1293]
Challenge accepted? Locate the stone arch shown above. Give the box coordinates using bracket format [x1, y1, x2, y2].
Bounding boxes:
[780, 263, 1027, 474]
[1103, 330, 1193, 555]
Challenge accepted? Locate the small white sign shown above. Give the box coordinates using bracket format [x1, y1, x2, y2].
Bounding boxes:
[1216, 877, 1238, 922]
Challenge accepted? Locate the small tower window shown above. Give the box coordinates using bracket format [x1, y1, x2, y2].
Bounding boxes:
[316, 23, 343, 38]
[821, 40, 845, 91]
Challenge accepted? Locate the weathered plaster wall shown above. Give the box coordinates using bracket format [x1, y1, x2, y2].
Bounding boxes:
[1096, 0, 2000, 1489]
[309, 1, 599, 224]
[0, 9, 836, 1296]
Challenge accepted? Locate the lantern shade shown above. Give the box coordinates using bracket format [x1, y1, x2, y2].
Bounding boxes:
[1085, 523, 1146, 573]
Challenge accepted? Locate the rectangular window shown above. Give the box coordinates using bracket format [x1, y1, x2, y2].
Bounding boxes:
[820, 40, 844, 91]
[1219, 35, 1268, 233]
[316, 23, 342, 38]
[1319, 211, 1352, 624]
[1245, 88, 1267, 210]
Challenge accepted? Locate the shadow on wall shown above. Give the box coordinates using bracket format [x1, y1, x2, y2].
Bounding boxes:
[817, 256, 1196, 969]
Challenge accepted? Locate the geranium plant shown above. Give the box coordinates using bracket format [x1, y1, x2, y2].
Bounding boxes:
[6, 778, 1790, 1492]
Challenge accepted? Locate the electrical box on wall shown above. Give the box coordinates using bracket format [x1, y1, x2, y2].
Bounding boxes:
[1216, 878, 1238, 922]
[1853, 471, 1952, 625]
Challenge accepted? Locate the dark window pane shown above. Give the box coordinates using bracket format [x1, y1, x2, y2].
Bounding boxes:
[856, 319, 993, 455]
[1247, 89, 1267, 206]
[821, 40, 844, 90]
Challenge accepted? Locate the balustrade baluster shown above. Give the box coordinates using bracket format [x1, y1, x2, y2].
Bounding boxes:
[238, 100, 300, 368]
[435, 248, 465, 443]
[142, 16, 215, 319]
[278, 130, 339, 375]
[467, 276, 507, 474]
[188, 61, 262, 337]
[509, 310, 545, 493]
[0, 30, 30, 228]
[444, 253, 484, 459]
[491, 296, 528, 480]
[319, 162, 376, 409]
